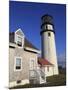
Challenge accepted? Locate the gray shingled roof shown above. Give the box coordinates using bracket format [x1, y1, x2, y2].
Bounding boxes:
[9, 32, 39, 50]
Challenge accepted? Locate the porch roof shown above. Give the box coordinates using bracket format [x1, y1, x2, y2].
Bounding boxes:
[38, 57, 53, 66]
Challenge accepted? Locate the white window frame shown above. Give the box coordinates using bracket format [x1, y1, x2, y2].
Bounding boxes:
[16, 34, 24, 48]
[15, 29, 25, 48]
[29, 58, 35, 70]
[14, 57, 22, 71]
[17, 36, 22, 43]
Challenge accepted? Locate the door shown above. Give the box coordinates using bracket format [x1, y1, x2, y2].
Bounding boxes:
[30, 59, 35, 70]
[29, 59, 35, 78]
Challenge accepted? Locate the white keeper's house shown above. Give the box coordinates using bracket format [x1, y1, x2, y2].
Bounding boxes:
[9, 14, 59, 87]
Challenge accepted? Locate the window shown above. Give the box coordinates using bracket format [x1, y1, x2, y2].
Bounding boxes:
[15, 57, 22, 70]
[47, 25, 53, 30]
[17, 80, 21, 84]
[15, 29, 25, 47]
[48, 32, 51, 37]
[17, 36, 22, 46]
[47, 66, 49, 72]
[30, 59, 35, 70]
[44, 25, 47, 29]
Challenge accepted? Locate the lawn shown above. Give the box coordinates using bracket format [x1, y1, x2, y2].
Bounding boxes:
[46, 74, 66, 86]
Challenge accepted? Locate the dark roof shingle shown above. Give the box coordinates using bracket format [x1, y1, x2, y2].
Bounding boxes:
[24, 38, 38, 50]
[9, 32, 15, 43]
[9, 32, 39, 50]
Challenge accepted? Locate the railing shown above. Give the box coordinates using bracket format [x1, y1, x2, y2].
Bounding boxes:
[17, 41, 22, 46]
[29, 70, 37, 78]
[29, 66, 46, 80]
[40, 69, 45, 80]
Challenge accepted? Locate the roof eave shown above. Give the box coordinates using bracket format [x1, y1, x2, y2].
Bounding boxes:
[9, 43, 40, 53]
[24, 47, 41, 54]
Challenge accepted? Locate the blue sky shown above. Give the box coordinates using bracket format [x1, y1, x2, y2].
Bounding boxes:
[9, 1, 66, 63]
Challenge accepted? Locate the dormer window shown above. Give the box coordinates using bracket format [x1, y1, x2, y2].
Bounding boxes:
[15, 28, 25, 48]
[17, 36, 22, 46]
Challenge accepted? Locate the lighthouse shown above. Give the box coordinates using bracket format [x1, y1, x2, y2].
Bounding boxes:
[40, 14, 59, 75]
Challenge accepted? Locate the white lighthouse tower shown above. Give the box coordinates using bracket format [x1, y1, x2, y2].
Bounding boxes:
[40, 14, 59, 75]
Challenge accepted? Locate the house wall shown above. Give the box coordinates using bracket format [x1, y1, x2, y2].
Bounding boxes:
[9, 46, 38, 87]
[40, 66, 54, 77]
[45, 66, 54, 77]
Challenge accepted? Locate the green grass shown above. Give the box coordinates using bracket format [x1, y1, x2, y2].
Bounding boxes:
[46, 74, 66, 86]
